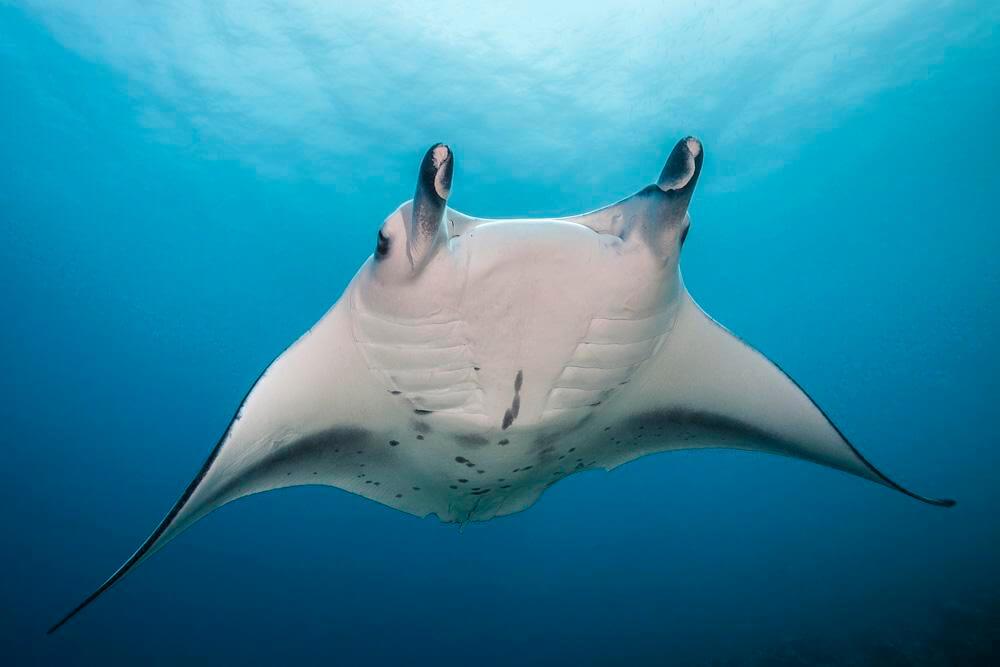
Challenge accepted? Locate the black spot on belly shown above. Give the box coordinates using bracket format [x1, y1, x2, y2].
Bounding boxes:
[455, 456, 469, 463]
[414, 409, 432, 416]
[389, 440, 399, 447]
[471, 489, 492, 496]
[498, 439, 509, 446]
[501, 370, 523, 430]
[389, 390, 402, 395]
[416, 435, 425, 440]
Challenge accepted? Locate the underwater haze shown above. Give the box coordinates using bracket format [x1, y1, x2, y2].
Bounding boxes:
[2, 1, 999, 664]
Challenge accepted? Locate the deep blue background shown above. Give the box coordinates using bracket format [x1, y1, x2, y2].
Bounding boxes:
[2, 2, 998, 664]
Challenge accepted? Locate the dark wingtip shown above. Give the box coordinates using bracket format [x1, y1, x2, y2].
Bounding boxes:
[47, 357, 278, 636]
[748, 333, 957, 512]
[47, 595, 95, 635]
[47, 618, 67, 635]
[45, 550, 142, 636]
[924, 496, 956, 508]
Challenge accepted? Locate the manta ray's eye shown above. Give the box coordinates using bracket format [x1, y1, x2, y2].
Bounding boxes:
[375, 230, 390, 258]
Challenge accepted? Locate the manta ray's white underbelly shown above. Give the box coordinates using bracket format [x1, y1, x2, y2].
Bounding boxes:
[349, 228, 678, 433]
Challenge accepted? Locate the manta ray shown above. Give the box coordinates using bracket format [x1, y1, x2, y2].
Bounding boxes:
[50, 137, 953, 633]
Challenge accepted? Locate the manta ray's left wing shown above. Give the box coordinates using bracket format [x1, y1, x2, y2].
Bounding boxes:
[601, 289, 955, 507]
[47, 299, 444, 633]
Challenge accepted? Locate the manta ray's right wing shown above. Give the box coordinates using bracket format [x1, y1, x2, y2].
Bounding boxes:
[607, 290, 955, 507]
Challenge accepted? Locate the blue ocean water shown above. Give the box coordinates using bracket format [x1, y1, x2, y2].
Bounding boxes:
[2, 1, 998, 664]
